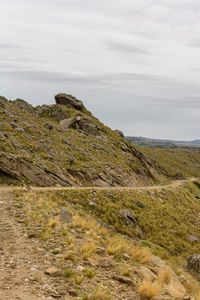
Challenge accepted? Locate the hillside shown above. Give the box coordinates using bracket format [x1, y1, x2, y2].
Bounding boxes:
[0, 94, 166, 187]
[141, 147, 200, 179]
[126, 136, 200, 149]
[1, 181, 200, 299]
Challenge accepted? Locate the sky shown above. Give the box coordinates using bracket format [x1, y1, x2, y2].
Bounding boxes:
[0, 0, 200, 140]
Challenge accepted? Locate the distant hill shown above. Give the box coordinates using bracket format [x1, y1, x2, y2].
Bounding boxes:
[126, 136, 200, 149]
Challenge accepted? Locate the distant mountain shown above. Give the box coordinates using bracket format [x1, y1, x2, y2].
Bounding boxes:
[126, 136, 200, 148]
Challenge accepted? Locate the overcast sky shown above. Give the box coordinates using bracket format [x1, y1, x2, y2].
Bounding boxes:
[0, 0, 200, 140]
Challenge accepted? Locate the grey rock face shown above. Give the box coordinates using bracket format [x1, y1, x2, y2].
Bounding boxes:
[120, 209, 137, 225]
[55, 93, 85, 111]
[60, 116, 80, 129]
[60, 208, 72, 223]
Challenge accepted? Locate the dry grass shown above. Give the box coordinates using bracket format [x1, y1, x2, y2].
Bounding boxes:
[47, 218, 59, 228]
[138, 280, 162, 299]
[81, 241, 97, 260]
[157, 267, 172, 285]
[106, 236, 152, 264]
[82, 286, 111, 300]
[73, 215, 108, 236]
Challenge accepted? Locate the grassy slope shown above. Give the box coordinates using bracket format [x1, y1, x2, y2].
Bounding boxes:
[14, 181, 200, 299]
[36, 181, 200, 258]
[141, 147, 200, 179]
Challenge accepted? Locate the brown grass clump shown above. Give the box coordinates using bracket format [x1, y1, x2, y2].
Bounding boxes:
[47, 218, 59, 228]
[82, 286, 111, 300]
[81, 241, 97, 260]
[106, 236, 152, 264]
[138, 280, 162, 299]
[73, 215, 108, 236]
[157, 268, 172, 285]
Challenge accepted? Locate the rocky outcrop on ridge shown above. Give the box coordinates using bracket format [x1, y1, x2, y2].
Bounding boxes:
[0, 94, 165, 187]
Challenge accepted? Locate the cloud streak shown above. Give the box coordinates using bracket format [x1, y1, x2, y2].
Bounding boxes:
[0, 0, 199, 140]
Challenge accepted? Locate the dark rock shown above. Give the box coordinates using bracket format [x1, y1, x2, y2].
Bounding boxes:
[120, 209, 137, 225]
[114, 129, 124, 138]
[68, 289, 78, 297]
[136, 201, 146, 208]
[60, 208, 72, 223]
[45, 122, 53, 130]
[187, 254, 200, 272]
[194, 194, 200, 200]
[55, 93, 85, 111]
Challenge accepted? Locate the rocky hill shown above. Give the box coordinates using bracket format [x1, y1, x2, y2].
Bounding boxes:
[0, 94, 165, 187]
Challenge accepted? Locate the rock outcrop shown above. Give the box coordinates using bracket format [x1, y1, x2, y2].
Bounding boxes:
[55, 93, 85, 111]
[187, 254, 200, 273]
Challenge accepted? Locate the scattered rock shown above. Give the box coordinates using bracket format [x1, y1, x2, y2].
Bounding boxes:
[28, 232, 38, 238]
[45, 267, 60, 277]
[98, 258, 114, 268]
[60, 208, 72, 223]
[112, 275, 133, 285]
[120, 209, 137, 225]
[96, 246, 106, 255]
[68, 289, 78, 297]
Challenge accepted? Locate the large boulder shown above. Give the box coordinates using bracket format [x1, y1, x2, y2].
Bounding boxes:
[55, 94, 85, 111]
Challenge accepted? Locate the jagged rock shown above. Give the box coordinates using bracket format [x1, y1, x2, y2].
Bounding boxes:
[78, 118, 99, 135]
[187, 254, 200, 272]
[115, 129, 124, 138]
[55, 93, 85, 111]
[60, 208, 72, 223]
[120, 209, 137, 225]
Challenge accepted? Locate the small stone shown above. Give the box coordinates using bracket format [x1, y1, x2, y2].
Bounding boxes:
[112, 275, 133, 285]
[123, 253, 131, 260]
[98, 258, 114, 268]
[28, 232, 38, 238]
[45, 267, 60, 277]
[96, 247, 106, 255]
[86, 258, 99, 267]
[136, 201, 146, 208]
[68, 289, 78, 297]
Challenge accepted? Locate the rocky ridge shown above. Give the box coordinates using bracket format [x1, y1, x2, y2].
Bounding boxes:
[0, 94, 165, 187]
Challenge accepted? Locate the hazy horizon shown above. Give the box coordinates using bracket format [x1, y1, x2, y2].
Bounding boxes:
[1, 0, 200, 140]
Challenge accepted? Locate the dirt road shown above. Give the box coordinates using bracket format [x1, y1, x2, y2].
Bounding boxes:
[0, 177, 197, 193]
